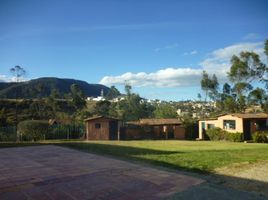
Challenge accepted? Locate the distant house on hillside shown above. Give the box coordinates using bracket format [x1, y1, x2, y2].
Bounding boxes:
[87, 89, 105, 101]
[199, 113, 268, 140]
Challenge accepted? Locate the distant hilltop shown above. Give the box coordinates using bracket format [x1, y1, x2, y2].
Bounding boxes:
[0, 77, 113, 99]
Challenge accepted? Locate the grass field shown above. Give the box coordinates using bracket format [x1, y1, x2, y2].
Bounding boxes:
[1, 140, 268, 173]
[56, 140, 268, 173]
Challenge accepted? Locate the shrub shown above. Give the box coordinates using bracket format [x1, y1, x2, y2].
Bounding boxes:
[252, 131, 268, 143]
[18, 120, 49, 141]
[226, 132, 244, 142]
[206, 128, 243, 142]
[206, 128, 225, 141]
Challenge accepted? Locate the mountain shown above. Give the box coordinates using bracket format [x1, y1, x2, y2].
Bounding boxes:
[0, 77, 113, 99]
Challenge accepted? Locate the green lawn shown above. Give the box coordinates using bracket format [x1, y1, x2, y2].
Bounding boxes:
[1, 140, 268, 173]
[56, 140, 268, 173]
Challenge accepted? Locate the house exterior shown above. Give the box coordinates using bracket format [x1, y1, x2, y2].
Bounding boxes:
[85, 116, 122, 140]
[199, 113, 268, 140]
[125, 118, 185, 140]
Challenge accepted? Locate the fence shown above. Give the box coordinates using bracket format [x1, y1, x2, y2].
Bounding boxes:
[0, 124, 85, 142]
[45, 124, 85, 140]
[0, 126, 17, 141]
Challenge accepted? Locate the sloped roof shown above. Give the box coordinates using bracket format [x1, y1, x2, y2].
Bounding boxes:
[199, 112, 268, 121]
[199, 117, 218, 121]
[229, 113, 268, 119]
[84, 116, 119, 121]
[138, 118, 182, 125]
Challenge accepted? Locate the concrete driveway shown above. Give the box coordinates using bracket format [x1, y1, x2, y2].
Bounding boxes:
[0, 145, 203, 200]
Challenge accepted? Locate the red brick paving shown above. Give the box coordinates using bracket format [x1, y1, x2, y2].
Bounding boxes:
[0, 145, 204, 199]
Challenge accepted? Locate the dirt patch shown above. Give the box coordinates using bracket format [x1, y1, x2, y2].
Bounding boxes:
[210, 160, 268, 197]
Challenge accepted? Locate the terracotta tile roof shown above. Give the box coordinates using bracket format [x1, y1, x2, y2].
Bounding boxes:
[200, 112, 268, 121]
[199, 118, 218, 121]
[84, 116, 119, 121]
[230, 113, 268, 119]
[138, 118, 182, 125]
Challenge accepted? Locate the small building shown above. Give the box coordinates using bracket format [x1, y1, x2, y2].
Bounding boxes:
[199, 113, 268, 140]
[125, 118, 185, 139]
[85, 116, 122, 140]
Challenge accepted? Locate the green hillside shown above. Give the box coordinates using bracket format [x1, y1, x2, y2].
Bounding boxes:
[0, 77, 112, 99]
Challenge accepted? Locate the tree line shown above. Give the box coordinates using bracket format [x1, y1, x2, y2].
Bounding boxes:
[200, 39, 268, 114]
[0, 80, 178, 127]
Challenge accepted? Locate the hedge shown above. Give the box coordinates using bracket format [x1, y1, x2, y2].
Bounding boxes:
[17, 120, 85, 141]
[252, 131, 268, 143]
[18, 120, 49, 141]
[206, 127, 243, 142]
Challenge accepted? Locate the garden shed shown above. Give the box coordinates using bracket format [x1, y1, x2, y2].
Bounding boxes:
[85, 116, 122, 140]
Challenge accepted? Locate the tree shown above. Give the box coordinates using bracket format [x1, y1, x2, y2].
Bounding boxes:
[248, 88, 266, 107]
[223, 83, 231, 95]
[227, 50, 267, 112]
[105, 86, 120, 100]
[200, 71, 219, 101]
[265, 39, 268, 57]
[29, 82, 47, 119]
[232, 82, 253, 96]
[201, 71, 210, 102]
[228, 52, 266, 83]
[69, 84, 86, 110]
[197, 93, 202, 102]
[263, 39, 268, 90]
[93, 100, 111, 116]
[208, 74, 219, 101]
[45, 88, 60, 118]
[9, 65, 26, 141]
[115, 84, 154, 121]
[223, 96, 238, 113]
[153, 103, 178, 118]
[125, 83, 132, 96]
[10, 65, 26, 83]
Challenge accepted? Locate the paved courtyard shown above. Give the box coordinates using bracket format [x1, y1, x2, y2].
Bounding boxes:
[0, 145, 204, 200]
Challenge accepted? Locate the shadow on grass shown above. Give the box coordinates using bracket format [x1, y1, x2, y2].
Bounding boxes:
[57, 142, 183, 155]
[57, 142, 209, 174]
[58, 142, 268, 198]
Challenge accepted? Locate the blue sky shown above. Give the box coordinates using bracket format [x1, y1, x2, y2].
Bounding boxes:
[0, 0, 268, 100]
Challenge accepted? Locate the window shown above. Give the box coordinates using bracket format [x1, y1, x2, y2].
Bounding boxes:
[95, 123, 101, 129]
[223, 120, 236, 130]
[207, 124, 215, 129]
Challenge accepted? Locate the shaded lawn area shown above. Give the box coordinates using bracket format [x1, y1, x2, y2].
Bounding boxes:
[56, 140, 268, 173]
[1, 140, 268, 173]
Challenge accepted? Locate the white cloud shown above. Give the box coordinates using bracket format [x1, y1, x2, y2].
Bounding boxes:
[154, 43, 178, 52]
[100, 68, 202, 87]
[182, 50, 198, 56]
[190, 50, 198, 55]
[100, 41, 266, 88]
[0, 75, 8, 82]
[0, 74, 27, 82]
